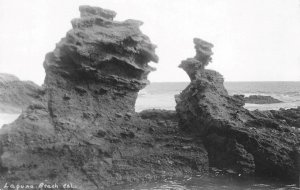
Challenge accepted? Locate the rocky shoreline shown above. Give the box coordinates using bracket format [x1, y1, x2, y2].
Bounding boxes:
[0, 6, 299, 190]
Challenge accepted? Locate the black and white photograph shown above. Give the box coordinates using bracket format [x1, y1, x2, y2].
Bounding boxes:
[0, 0, 300, 189]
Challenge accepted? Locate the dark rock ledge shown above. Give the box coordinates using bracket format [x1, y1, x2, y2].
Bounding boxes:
[243, 95, 283, 104]
[0, 5, 299, 190]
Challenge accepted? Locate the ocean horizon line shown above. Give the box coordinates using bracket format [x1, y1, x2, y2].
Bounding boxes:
[149, 81, 300, 83]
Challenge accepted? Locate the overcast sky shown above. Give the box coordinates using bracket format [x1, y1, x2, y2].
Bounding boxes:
[0, 0, 299, 85]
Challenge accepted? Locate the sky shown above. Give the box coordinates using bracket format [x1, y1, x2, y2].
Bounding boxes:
[0, 0, 299, 85]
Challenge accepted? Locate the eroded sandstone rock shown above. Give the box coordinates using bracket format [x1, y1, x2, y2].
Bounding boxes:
[176, 38, 300, 180]
[0, 6, 208, 189]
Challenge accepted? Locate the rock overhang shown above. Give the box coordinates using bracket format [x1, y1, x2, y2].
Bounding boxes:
[44, 5, 158, 92]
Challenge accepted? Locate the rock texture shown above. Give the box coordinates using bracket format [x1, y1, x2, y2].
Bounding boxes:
[44, 5, 159, 114]
[1, 5, 299, 189]
[0, 6, 208, 189]
[0, 73, 43, 113]
[244, 95, 282, 104]
[176, 38, 300, 180]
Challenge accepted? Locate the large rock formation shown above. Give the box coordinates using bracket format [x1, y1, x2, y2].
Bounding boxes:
[44, 5, 159, 115]
[1, 5, 299, 189]
[176, 38, 300, 180]
[0, 73, 43, 113]
[0, 6, 208, 189]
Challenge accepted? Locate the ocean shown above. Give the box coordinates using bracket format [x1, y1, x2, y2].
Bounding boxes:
[136, 81, 300, 112]
[112, 175, 298, 190]
[1, 82, 300, 127]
